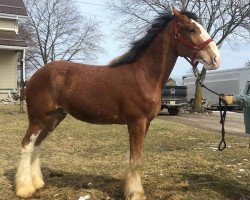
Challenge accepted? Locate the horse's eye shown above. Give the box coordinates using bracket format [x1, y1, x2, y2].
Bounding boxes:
[188, 28, 196, 33]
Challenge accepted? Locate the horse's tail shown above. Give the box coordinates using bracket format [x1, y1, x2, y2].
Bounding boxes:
[20, 81, 28, 101]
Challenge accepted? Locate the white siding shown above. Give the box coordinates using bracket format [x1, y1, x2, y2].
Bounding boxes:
[0, 50, 18, 89]
[0, 18, 18, 32]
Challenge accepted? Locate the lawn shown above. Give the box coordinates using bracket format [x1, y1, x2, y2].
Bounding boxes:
[0, 104, 249, 200]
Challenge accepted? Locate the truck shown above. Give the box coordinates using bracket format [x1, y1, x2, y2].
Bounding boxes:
[182, 67, 250, 110]
[161, 78, 188, 115]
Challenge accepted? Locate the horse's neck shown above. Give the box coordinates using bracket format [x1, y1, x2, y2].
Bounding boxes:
[136, 30, 178, 89]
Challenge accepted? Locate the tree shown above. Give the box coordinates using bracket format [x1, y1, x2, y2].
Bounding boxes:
[245, 60, 250, 67]
[107, 0, 250, 111]
[22, 0, 104, 70]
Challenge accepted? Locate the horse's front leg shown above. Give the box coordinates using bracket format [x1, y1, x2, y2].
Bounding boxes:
[124, 119, 149, 200]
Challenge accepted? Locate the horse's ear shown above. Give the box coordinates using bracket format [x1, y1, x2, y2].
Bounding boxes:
[172, 7, 180, 17]
[172, 6, 190, 24]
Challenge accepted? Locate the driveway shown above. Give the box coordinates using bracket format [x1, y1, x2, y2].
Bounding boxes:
[157, 110, 246, 135]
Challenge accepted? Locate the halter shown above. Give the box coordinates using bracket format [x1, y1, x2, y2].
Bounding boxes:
[172, 19, 213, 68]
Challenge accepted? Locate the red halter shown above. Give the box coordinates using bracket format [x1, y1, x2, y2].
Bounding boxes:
[172, 19, 213, 67]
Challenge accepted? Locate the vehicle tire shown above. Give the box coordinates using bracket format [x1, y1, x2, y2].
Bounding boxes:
[168, 107, 180, 115]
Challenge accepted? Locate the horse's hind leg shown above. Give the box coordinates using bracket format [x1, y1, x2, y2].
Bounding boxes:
[30, 144, 44, 190]
[31, 108, 66, 189]
[15, 108, 66, 198]
[15, 123, 42, 198]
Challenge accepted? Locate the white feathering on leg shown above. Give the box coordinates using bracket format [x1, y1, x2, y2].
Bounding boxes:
[31, 145, 45, 189]
[15, 133, 39, 198]
[124, 161, 146, 200]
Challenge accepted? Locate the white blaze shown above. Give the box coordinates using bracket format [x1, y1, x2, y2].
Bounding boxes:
[192, 20, 220, 70]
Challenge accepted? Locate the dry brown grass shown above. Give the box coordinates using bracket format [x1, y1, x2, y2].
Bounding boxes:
[0, 104, 249, 200]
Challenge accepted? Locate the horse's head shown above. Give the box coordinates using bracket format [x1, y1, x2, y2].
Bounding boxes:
[172, 7, 220, 70]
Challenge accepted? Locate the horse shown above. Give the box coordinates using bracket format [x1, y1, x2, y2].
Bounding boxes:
[15, 7, 220, 200]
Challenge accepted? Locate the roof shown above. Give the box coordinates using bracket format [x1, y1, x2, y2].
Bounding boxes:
[0, 30, 26, 47]
[0, 0, 27, 17]
[183, 67, 250, 79]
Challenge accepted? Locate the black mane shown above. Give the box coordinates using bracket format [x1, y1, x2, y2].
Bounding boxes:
[109, 10, 198, 67]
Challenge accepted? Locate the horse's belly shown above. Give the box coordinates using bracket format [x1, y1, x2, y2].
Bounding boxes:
[72, 113, 125, 124]
[66, 105, 125, 124]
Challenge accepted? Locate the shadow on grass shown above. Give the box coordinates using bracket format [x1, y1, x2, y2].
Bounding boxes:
[4, 167, 123, 199]
[182, 173, 250, 199]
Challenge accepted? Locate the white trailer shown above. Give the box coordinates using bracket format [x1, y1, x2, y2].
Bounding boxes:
[182, 67, 250, 108]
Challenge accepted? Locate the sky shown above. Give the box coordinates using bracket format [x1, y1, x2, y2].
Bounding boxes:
[78, 0, 250, 80]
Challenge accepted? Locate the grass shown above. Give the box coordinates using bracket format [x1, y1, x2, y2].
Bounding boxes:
[0, 104, 249, 200]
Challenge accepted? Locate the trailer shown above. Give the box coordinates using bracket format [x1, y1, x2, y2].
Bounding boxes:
[182, 67, 250, 109]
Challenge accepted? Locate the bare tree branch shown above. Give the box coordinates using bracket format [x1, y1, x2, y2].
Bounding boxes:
[21, 0, 104, 70]
[107, 0, 250, 45]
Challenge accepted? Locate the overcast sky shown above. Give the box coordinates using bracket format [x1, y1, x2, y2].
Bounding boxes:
[78, 0, 250, 79]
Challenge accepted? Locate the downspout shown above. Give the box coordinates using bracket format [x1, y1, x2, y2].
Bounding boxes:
[19, 49, 25, 112]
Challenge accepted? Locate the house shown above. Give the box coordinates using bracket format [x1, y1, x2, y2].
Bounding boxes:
[0, 0, 28, 99]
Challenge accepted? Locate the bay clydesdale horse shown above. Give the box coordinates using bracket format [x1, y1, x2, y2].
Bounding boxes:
[15, 8, 220, 200]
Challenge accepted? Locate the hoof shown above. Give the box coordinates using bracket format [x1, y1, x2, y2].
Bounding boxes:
[33, 178, 45, 189]
[124, 192, 147, 200]
[16, 184, 36, 198]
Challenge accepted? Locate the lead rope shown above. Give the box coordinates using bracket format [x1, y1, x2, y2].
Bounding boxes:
[200, 83, 227, 151]
[193, 69, 228, 151]
[218, 97, 227, 151]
